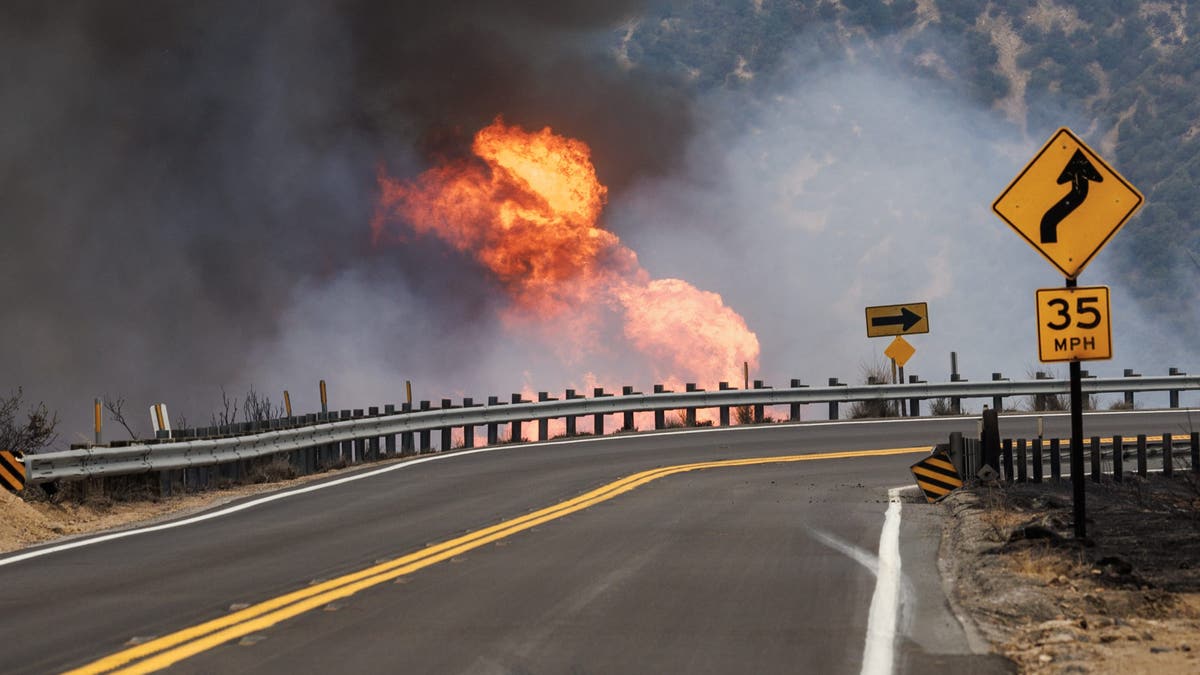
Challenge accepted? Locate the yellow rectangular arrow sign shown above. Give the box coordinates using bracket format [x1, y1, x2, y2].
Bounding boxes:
[865, 302, 929, 338]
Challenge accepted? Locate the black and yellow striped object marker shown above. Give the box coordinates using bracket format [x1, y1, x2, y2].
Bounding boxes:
[0, 449, 26, 492]
[910, 449, 963, 503]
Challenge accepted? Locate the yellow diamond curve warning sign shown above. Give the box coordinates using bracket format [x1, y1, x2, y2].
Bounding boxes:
[910, 449, 963, 503]
[992, 127, 1143, 279]
[0, 449, 26, 492]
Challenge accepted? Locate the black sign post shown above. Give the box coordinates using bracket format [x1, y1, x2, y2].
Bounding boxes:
[1065, 277, 1086, 538]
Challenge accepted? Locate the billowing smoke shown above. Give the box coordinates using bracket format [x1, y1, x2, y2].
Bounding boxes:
[4, 5, 1194, 446]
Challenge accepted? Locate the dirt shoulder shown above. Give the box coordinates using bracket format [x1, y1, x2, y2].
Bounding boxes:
[944, 476, 1200, 673]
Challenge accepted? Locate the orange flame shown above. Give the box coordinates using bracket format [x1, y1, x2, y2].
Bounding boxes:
[373, 118, 759, 389]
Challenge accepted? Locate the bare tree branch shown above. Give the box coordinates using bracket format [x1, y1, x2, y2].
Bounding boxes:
[102, 395, 139, 440]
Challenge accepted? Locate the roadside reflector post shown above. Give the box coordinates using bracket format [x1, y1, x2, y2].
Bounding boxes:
[461, 399, 474, 449]
[564, 390, 578, 437]
[1112, 436, 1123, 482]
[718, 382, 731, 426]
[405, 380, 413, 406]
[319, 380, 328, 414]
[621, 386, 636, 431]
[94, 398, 102, 445]
[486, 396, 500, 445]
[419, 401, 432, 452]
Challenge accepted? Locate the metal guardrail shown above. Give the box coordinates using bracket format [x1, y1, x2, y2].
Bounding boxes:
[24, 374, 1200, 485]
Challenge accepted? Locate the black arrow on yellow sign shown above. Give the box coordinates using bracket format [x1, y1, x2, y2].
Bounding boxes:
[1040, 149, 1102, 244]
[870, 307, 923, 332]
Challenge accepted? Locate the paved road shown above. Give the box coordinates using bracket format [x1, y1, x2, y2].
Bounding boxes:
[2, 410, 1191, 673]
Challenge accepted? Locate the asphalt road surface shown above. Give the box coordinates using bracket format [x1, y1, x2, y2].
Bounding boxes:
[2, 409, 1192, 674]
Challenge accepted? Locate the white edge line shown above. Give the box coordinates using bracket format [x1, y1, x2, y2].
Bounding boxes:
[861, 486, 907, 675]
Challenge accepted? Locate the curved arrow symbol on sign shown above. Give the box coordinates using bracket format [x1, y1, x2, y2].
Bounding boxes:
[1040, 149, 1102, 244]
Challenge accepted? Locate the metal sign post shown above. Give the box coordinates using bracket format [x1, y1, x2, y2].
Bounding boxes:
[1066, 278, 1086, 538]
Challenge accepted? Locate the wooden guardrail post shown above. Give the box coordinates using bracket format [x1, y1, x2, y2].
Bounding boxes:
[1002, 438, 1014, 482]
[753, 380, 766, 423]
[718, 382, 731, 426]
[339, 410, 352, 461]
[352, 409, 365, 461]
[440, 399, 453, 451]
[685, 384, 699, 426]
[1090, 436, 1101, 482]
[418, 401, 432, 452]
[537, 392, 551, 441]
[400, 403, 414, 455]
[1137, 434, 1148, 477]
[462, 398, 475, 448]
[487, 396, 500, 445]
[653, 384, 667, 430]
[509, 394, 525, 443]
[789, 379, 806, 421]
[368, 406, 380, 460]
[384, 404, 397, 456]
[622, 386, 636, 431]
[593, 388, 609, 435]
[1123, 369, 1139, 407]
[1169, 367, 1185, 408]
[908, 374, 923, 417]
[1112, 435, 1123, 482]
[1050, 438, 1061, 481]
[991, 373, 1006, 412]
[1163, 433, 1173, 477]
[1032, 437, 1043, 483]
[828, 378, 842, 420]
[1016, 438, 1028, 482]
[1192, 432, 1199, 474]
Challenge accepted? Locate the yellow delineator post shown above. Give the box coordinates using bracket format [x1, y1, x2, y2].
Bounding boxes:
[283, 390, 292, 417]
[319, 380, 328, 414]
[94, 398, 102, 445]
[0, 449, 26, 492]
[910, 450, 964, 503]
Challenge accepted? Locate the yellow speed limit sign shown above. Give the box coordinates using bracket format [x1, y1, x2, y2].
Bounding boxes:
[1036, 286, 1112, 362]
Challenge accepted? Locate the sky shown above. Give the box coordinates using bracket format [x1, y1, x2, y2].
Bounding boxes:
[2, 2, 1193, 445]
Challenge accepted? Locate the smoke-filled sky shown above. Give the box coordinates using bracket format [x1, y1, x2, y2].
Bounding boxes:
[2, 2, 1194, 445]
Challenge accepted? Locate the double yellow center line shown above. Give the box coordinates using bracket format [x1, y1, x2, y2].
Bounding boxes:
[68, 446, 927, 674]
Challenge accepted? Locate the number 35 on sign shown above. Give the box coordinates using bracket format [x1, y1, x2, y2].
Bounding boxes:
[1036, 286, 1112, 362]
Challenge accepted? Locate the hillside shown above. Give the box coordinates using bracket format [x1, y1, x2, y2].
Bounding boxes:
[621, 0, 1200, 341]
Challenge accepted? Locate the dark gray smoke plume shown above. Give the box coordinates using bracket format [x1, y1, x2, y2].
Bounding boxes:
[0, 1, 694, 443]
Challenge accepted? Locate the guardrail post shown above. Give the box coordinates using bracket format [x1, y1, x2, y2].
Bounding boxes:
[1090, 436, 1101, 482]
[368, 406, 381, 460]
[1113, 435, 1123, 482]
[564, 389, 578, 436]
[509, 394, 525, 442]
[1123, 369, 1139, 407]
[622, 386, 636, 431]
[1137, 434, 1148, 477]
[1164, 433, 1174, 477]
[789, 379, 806, 421]
[685, 384, 699, 426]
[950, 352, 963, 414]
[487, 396, 500, 445]
[593, 388, 609, 435]
[1169, 367, 1185, 408]
[908, 374, 922, 417]
[1192, 432, 1199, 474]
[981, 408, 1000, 475]
[753, 380, 766, 423]
[353, 409, 366, 461]
[654, 384, 667, 429]
[991, 373, 1006, 412]
[719, 382, 731, 426]
[948, 431, 963, 477]
[462, 398, 475, 448]
[339, 410, 352, 461]
[384, 405, 397, 456]
[828, 378, 841, 420]
[1032, 437, 1043, 483]
[538, 392, 551, 441]
[418, 402, 432, 453]
[401, 403, 415, 455]
[1017, 439, 1028, 482]
[1050, 438, 1061, 481]
[1002, 438, 1013, 482]
[440, 399, 453, 451]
